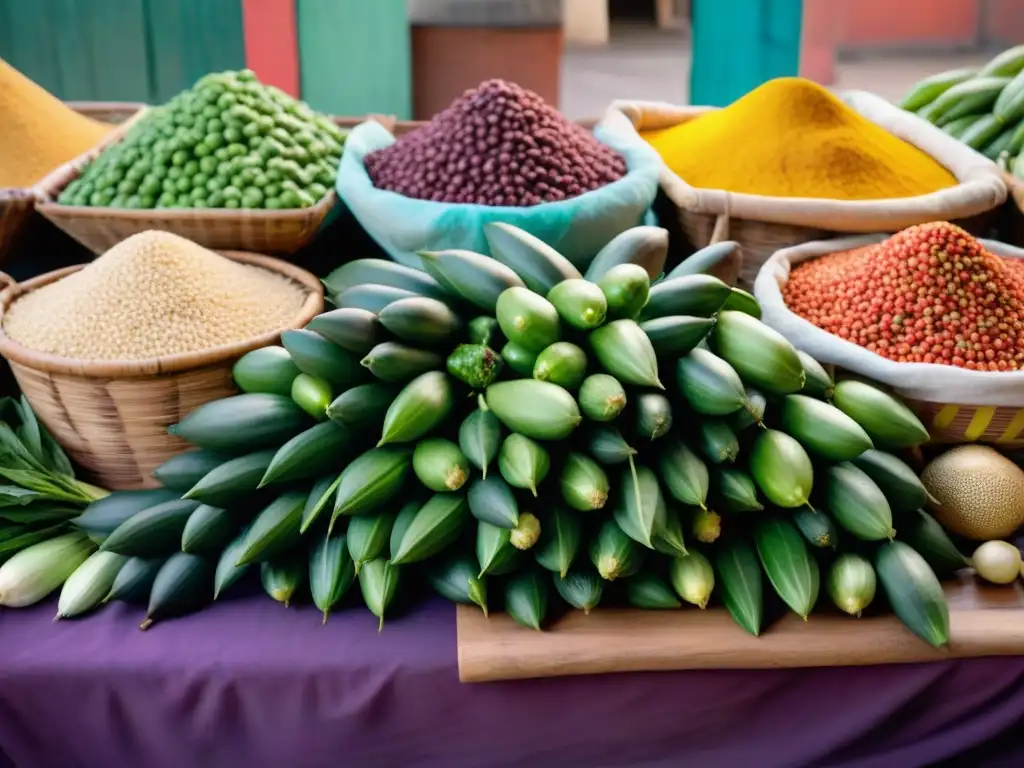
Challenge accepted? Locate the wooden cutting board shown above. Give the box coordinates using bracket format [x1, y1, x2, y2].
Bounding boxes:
[456, 575, 1024, 683]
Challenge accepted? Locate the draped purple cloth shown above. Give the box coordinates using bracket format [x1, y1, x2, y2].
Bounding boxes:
[1, 595, 1022, 767]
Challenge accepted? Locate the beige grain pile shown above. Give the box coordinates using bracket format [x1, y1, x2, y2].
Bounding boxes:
[3, 230, 306, 360]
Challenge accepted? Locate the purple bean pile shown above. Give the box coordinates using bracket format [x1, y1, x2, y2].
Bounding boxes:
[364, 79, 627, 207]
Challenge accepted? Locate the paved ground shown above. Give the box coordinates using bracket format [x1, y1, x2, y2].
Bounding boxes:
[559, 25, 992, 119]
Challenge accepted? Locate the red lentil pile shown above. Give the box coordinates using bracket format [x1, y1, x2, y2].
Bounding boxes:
[784, 222, 1024, 371]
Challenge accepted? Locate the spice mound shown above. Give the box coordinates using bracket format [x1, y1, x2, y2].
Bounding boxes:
[0, 58, 111, 188]
[365, 78, 627, 206]
[643, 77, 956, 201]
[784, 222, 1024, 370]
[3, 231, 307, 361]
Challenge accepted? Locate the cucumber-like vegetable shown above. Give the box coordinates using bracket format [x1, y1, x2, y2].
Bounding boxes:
[467, 474, 519, 529]
[827, 553, 876, 617]
[554, 569, 604, 613]
[99, 499, 201, 558]
[943, 114, 984, 140]
[389, 500, 421, 559]
[721, 287, 761, 318]
[391, 493, 470, 565]
[780, 394, 873, 460]
[347, 512, 398, 574]
[447, 344, 503, 389]
[899, 67, 977, 110]
[930, 77, 1011, 125]
[213, 530, 250, 599]
[487, 379, 582, 441]
[333, 284, 419, 313]
[418, 248, 525, 312]
[676, 348, 746, 415]
[301, 474, 341, 533]
[584, 225, 669, 282]
[332, 447, 412, 521]
[641, 273, 731, 320]
[281, 329, 364, 389]
[982, 125, 1015, 160]
[826, 462, 895, 541]
[459, 408, 502, 481]
[181, 505, 237, 555]
[652, 505, 688, 556]
[598, 263, 650, 319]
[169, 393, 311, 454]
[749, 430, 813, 509]
[261, 555, 305, 606]
[476, 521, 522, 576]
[360, 342, 443, 382]
[533, 342, 588, 390]
[792, 508, 838, 549]
[106, 556, 164, 604]
[796, 351, 834, 399]
[615, 464, 668, 549]
[578, 374, 627, 422]
[237, 490, 306, 566]
[484, 222, 582, 291]
[850, 449, 934, 514]
[875, 540, 950, 648]
[504, 568, 550, 630]
[729, 387, 767, 431]
[625, 570, 680, 609]
[670, 550, 714, 608]
[713, 311, 804, 395]
[322, 258, 450, 301]
[979, 45, 1024, 77]
[640, 315, 716, 357]
[899, 509, 967, 577]
[658, 438, 710, 510]
[309, 532, 354, 622]
[151, 451, 230, 493]
[713, 467, 763, 513]
[359, 558, 400, 632]
[306, 308, 381, 355]
[327, 382, 397, 429]
[232, 346, 300, 396]
[73, 489, 180, 542]
[413, 438, 471, 492]
[379, 296, 463, 347]
[755, 518, 819, 619]
[560, 452, 609, 511]
[534, 505, 582, 577]
[498, 434, 550, 495]
[832, 380, 929, 449]
[428, 554, 488, 614]
[960, 113, 1005, 151]
[0, 533, 94, 607]
[590, 519, 644, 580]
[141, 552, 215, 630]
[379, 371, 453, 446]
[291, 373, 333, 420]
[468, 316, 503, 347]
[994, 67, 1024, 124]
[697, 418, 739, 464]
[547, 279, 608, 330]
[587, 426, 637, 465]
[636, 393, 673, 440]
[501, 342, 540, 376]
[183, 449, 277, 507]
[590, 319, 663, 389]
[716, 538, 763, 635]
[56, 551, 127, 619]
[495, 286, 562, 352]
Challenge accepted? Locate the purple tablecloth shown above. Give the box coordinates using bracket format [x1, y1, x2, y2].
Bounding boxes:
[1, 595, 1023, 768]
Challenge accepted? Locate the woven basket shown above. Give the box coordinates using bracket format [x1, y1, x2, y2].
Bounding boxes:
[67, 101, 147, 125]
[0, 251, 324, 490]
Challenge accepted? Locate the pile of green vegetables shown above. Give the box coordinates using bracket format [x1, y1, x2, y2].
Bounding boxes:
[9, 225, 965, 647]
[900, 44, 1024, 178]
[58, 69, 346, 211]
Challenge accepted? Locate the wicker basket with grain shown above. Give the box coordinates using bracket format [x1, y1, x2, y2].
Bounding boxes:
[0, 251, 323, 490]
[610, 91, 1007, 289]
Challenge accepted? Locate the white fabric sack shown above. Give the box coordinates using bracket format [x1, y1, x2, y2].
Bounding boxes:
[755, 235, 1024, 407]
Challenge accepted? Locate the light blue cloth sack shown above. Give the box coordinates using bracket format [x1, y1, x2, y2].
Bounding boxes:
[336, 109, 662, 270]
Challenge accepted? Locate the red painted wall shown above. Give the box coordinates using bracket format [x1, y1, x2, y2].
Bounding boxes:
[241, 0, 300, 97]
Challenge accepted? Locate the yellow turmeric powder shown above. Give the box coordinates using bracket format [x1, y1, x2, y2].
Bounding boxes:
[0, 57, 111, 188]
[643, 77, 956, 201]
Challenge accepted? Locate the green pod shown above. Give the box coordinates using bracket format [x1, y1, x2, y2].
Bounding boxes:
[797, 351, 834, 399]
[301, 474, 341, 533]
[586, 426, 637, 465]
[636, 393, 673, 440]
[57, 551, 127, 619]
[291, 373, 333, 420]
[495, 286, 562, 352]
[930, 76, 1010, 124]
[780, 394, 873, 461]
[181, 505, 237, 555]
[755, 517, 820, 619]
[486, 380, 582, 441]
[589, 519, 644, 581]
[899, 67, 977, 110]
[183, 449, 276, 507]
[237, 490, 306, 566]
[359, 558, 400, 632]
[697, 419, 739, 464]
[306, 308, 381, 356]
[379, 296, 463, 347]
[792, 508, 838, 549]
[691, 507, 722, 544]
[332, 447, 412, 521]
[961, 113, 1007, 151]
[281, 329, 364, 390]
[232, 346, 300, 396]
[615, 464, 668, 549]
[418, 248, 525, 312]
[427, 554, 488, 614]
[501, 342, 540, 376]
[749, 430, 813, 509]
[578, 374, 627, 422]
[533, 342, 588, 389]
[639, 315, 716, 357]
[979, 46, 1024, 77]
[715, 538, 764, 635]
[323, 258, 450, 301]
[459, 409, 503, 480]
[504, 568, 550, 630]
[534, 506, 582, 577]
[670, 550, 715, 608]
[99, 499, 201, 558]
[899, 508, 967, 578]
[722, 287, 761, 318]
[560, 452, 610, 511]
[348, 512, 398, 573]
[598, 263, 650, 319]
[476, 521, 522, 576]
[310, 533, 355, 622]
[658, 438, 709, 510]
[391, 493, 470, 565]
[151, 452, 229, 494]
[729, 388, 767, 432]
[665, 241, 741, 281]
[510, 512, 542, 551]
[676, 348, 746, 415]
[484, 222, 581, 294]
[942, 114, 983, 139]
[141, 552, 215, 630]
[713, 311, 805, 395]
[261, 555, 305, 607]
[413, 438, 471, 492]
[498, 434, 550, 496]
[468, 316, 503, 347]
[261, 421, 352, 488]
[584, 225, 668, 282]
[826, 462, 895, 541]
[832, 380, 929, 449]
[625, 570, 681, 609]
[850, 449, 934, 514]
[379, 371, 453, 446]
[640, 273, 731, 320]
[652, 506, 688, 556]
[334, 284, 419, 314]
[74, 489, 181, 542]
[875, 540, 949, 648]
[389, 500, 422, 559]
[360, 342, 443, 383]
[326, 382, 398, 429]
[554, 569, 604, 613]
[590, 319, 663, 389]
[713, 467, 764, 513]
[467, 475, 520, 529]
[827, 553, 876, 617]
[107, 556, 164, 604]
[547, 278, 608, 330]
[983, 125, 1015, 160]
[169, 394, 310, 454]
[214, 530, 250, 599]
[446, 344, 504, 389]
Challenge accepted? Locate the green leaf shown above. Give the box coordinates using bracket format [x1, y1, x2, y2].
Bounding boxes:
[0, 523, 69, 554]
[0, 485, 44, 506]
[14, 395, 45, 467]
[0, 468, 88, 503]
[0, 423, 46, 472]
[41, 428, 75, 478]
[0, 503, 81, 523]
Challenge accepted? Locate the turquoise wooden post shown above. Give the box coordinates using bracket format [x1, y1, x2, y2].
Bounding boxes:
[690, 0, 803, 107]
[297, 0, 411, 119]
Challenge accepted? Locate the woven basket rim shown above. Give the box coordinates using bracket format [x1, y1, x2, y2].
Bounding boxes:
[0, 249, 323, 378]
[35, 191, 336, 221]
